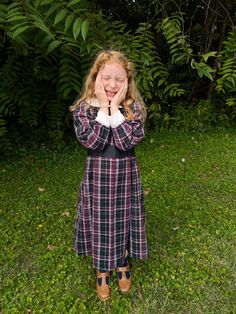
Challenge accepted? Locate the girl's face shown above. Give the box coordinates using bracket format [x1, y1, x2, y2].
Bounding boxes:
[99, 61, 127, 101]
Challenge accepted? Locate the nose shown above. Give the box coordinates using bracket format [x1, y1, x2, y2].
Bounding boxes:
[108, 79, 116, 89]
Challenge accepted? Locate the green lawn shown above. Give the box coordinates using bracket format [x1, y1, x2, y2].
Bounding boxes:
[0, 129, 236, 313]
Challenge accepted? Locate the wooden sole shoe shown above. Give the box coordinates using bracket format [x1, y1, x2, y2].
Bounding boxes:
[116, 265, 132, 293]
[96, 271, 110, 301]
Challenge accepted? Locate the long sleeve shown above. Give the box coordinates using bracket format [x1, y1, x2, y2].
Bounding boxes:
[110, 102, 145, 151]
[73, 101, 110, 151]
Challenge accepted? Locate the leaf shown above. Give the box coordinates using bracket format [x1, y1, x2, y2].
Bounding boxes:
[144, 188, 152, 196]
[81, 20, 89, 41]
[12, 25, 29, 39]
[34, 0, 41, 9]
[46, 40, 61, 54]
[48, 244, 56, 251]
[203, 71, 214, 81]
[64, 15, 74, 32]
[225, 97, 236, 106]
[157, 79, 166, 87]
[61, 211, 70, 217]
[63, 87, 72, 97]
[41, 0, 54, 5]
[45, 3, 60, 18]
[7, 15, 26, 22]
[163, 85, 171, 94]
[73, 17, 82, 40]
[34, 21, 52, 37]
[172, 226, 180, 231]
[54, 9, 66, 26]
[202, 51, 217, 62]
[68, 0, 81, 6]
[6, 7, 20, 19]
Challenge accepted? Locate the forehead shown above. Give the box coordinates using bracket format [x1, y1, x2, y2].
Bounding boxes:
[100, 62, 127, 77]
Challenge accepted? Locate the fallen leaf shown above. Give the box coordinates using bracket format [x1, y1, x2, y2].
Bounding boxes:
[61, 211, 70, 217]
[38, 167, 45, 174]
[212, 163, 220, 170]
[37, 224, 43, 230]
[144, 188, 152, 196]
[48, 244, 56, 251]
[38, 187, 45, 192]
[172, 226, 180, 231]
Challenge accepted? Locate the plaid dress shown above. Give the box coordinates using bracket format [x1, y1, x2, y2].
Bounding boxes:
[73, 100, 148, 271]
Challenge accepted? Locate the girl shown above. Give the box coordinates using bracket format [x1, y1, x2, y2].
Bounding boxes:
[71, 50, 148, 301]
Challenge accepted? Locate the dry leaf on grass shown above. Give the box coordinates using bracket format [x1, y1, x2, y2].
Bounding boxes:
[61, 211, 70, 217]
[47, 244, 56, 251]
[144, 188, 152, 196]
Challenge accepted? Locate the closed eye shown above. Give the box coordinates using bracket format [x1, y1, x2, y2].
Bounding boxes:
[101, 76, 110, 81]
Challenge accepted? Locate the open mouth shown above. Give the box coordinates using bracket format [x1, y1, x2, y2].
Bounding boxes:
[106, 91, 117, 97]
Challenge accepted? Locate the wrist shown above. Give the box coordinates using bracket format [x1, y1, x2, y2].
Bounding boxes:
[110, 102, 119, 115]
[100, 101, 109, 108]
[99, 107, 109, 115]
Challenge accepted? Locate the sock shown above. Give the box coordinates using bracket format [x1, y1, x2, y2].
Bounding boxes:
[117, 256, 130, 280]
[98, 270, 110, 286]
[118, 256, 128, 267]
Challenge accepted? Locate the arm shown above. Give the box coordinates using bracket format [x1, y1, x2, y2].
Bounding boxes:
[110, 102, 145, 151]
[73, 101, 110, 151]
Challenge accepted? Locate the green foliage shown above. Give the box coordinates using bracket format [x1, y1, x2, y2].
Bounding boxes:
[123, 22, 187, 128]
[0, 1, 235, 152]
[172, 100, 217, 131]
[0, 0, 94, 151]
[161, 15, 192, 65]
[191, 60, 216, 81]
[216, 26, 236, 107]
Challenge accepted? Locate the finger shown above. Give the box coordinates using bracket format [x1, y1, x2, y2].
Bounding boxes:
[97, 73, 104, 90]
[95, 74, 100, 90]
[124, 78, 128, 91]
[120, 80, 128, 97]
[95, 73, 103, 93]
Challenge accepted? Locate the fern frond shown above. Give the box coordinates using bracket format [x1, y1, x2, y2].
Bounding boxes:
[216, 26, 236, 106]
[161, 15, 192, 65]
[57, 51, 82, 98]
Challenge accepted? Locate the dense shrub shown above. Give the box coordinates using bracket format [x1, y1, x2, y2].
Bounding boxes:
[0, 1, 235, 152]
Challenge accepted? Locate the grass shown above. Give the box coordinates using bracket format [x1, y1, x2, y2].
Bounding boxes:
[0, 128, 236, 313]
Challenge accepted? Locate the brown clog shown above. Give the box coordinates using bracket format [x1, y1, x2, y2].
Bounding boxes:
[115, 265, 132, 293]
[96, 271, 110, 301]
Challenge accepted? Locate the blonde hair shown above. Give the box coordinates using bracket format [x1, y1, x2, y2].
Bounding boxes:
[70, 50, 146, 122]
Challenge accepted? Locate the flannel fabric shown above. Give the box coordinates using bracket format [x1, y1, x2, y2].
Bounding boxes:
[73, 100, 148, 271]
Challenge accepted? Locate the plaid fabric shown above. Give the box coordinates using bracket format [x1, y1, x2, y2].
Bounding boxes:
[73, 101, 148, 271]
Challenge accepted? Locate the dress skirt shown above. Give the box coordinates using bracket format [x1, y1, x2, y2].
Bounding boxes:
[74, 155, 148, 271]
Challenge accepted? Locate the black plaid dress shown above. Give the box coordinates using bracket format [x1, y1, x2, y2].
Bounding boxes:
[73, 100, 148, 271]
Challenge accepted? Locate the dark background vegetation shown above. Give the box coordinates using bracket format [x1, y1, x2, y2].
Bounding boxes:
[0, 0, 235, 153]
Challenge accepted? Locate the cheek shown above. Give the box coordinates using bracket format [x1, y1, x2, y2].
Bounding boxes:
[101, 79, 109, 88]
[117, 82, 123, 90]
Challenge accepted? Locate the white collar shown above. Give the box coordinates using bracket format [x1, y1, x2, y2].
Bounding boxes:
[88, 97, 123, 108]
